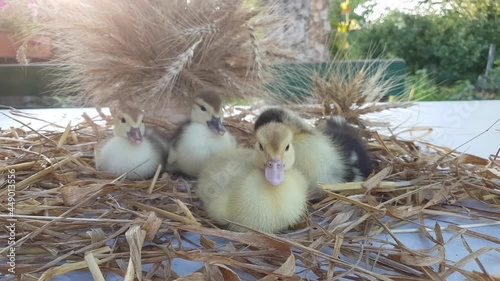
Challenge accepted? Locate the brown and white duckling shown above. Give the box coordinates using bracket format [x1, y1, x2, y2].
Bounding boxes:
[166, 90, 236, 178]
[198, 122, 308, 233]
[95, 105, 167, 180]
[254, 108, 372, 190]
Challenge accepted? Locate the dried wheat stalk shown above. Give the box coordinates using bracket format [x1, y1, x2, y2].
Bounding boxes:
[34, 0, 293, 116]
[267, 58, 413, 133]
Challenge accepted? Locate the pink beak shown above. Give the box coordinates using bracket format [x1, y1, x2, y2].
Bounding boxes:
[127, 127, 143, 144]
[264, 158, 285, 186]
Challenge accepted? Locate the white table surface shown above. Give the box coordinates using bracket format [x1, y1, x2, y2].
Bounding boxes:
[365, 100, 500, 159]
[1, 101, 498, 158]
[1, 101, 499, 280]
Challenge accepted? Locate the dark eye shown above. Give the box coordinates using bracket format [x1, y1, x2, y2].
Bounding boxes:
[121, 117, 126, 123]
[199, 105, 207, 111]
[259, 143, 264, 151]
[285, 144, 290, 151]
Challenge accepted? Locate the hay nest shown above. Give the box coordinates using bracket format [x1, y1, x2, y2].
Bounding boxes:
[0, 104, 499, 281]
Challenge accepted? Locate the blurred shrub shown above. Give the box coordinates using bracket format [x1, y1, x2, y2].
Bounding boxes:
[351, 11, 490, 85]
[406, 69, 440, 101]
[476, 66, 500, 93]
[440, 80, 477, 100]
[407, 69, 500, 101]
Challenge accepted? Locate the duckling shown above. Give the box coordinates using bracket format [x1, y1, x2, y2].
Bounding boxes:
[198, 122, 308, 233]
[166, 90, 236, 178]
[95, 105, 167, 180]
[317, 116, 372, 181]
[254, 108, 372, 190]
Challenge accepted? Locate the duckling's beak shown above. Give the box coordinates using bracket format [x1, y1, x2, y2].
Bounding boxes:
[207, 116, 226, 136]
[127, 127, 143, 144]
[265, 158, 285, 186]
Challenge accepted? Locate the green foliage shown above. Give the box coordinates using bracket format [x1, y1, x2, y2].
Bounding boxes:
[328, 0, 370, 58]
[433, 0, 500, 46]
[475, 66, 500, 99]
[329, 0, 368, 27]
[440, 80, 478, 100]
[405, 69, 439, 101]
[344, 0, 500, 96]
[352, 11, 491, 84]
[406, 69, 500, 101]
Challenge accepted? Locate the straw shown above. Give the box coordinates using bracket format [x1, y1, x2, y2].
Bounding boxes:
[0, 106, 498, 280]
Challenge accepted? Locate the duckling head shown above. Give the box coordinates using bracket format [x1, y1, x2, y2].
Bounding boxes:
[190, 90, 226, 136]
[255, 123, 295, 186]
[113, 107, 146, 144]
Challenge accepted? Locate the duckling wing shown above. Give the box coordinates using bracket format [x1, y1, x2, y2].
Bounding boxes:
[165, 121, 189, 172]
[293, 133, 348, 185]
[197, 148, 255, 225]
[169, 120, 190, 149]
[145, 127, 171, 162]
[320, 117, 373, 181]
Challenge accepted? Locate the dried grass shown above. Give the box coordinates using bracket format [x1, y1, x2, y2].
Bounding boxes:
[267, 58, 413, 133]
[0, 105, 499, 280]
[32, 0, 293, 115]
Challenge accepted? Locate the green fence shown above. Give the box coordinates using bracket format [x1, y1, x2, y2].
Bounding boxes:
[0, 64, 63, 96]
[0, 59, 406, 108]
[0, 64, 67, 108]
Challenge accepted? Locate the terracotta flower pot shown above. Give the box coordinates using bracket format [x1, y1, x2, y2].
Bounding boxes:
[0, 29, 51, 59]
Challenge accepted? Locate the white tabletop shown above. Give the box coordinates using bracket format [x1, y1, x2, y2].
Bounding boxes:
[365, 100, 500, 159]
[1, 101, 498, 158]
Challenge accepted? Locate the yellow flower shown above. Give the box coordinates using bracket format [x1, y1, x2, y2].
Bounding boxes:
[340, 1, 349, 12]
[349, 19, 359, 30]
[337, 23, 348, 33]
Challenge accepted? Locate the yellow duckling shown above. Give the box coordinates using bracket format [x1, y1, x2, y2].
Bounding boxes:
[254, 108, 372, 189]
[198, 122, 308, 233]
[95, 105, 167, 180]
[166, 90, 236, 178]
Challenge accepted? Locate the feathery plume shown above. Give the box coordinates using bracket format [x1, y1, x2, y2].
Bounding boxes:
[267, 56, 412, 131]
[35, 0, 294, 116]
